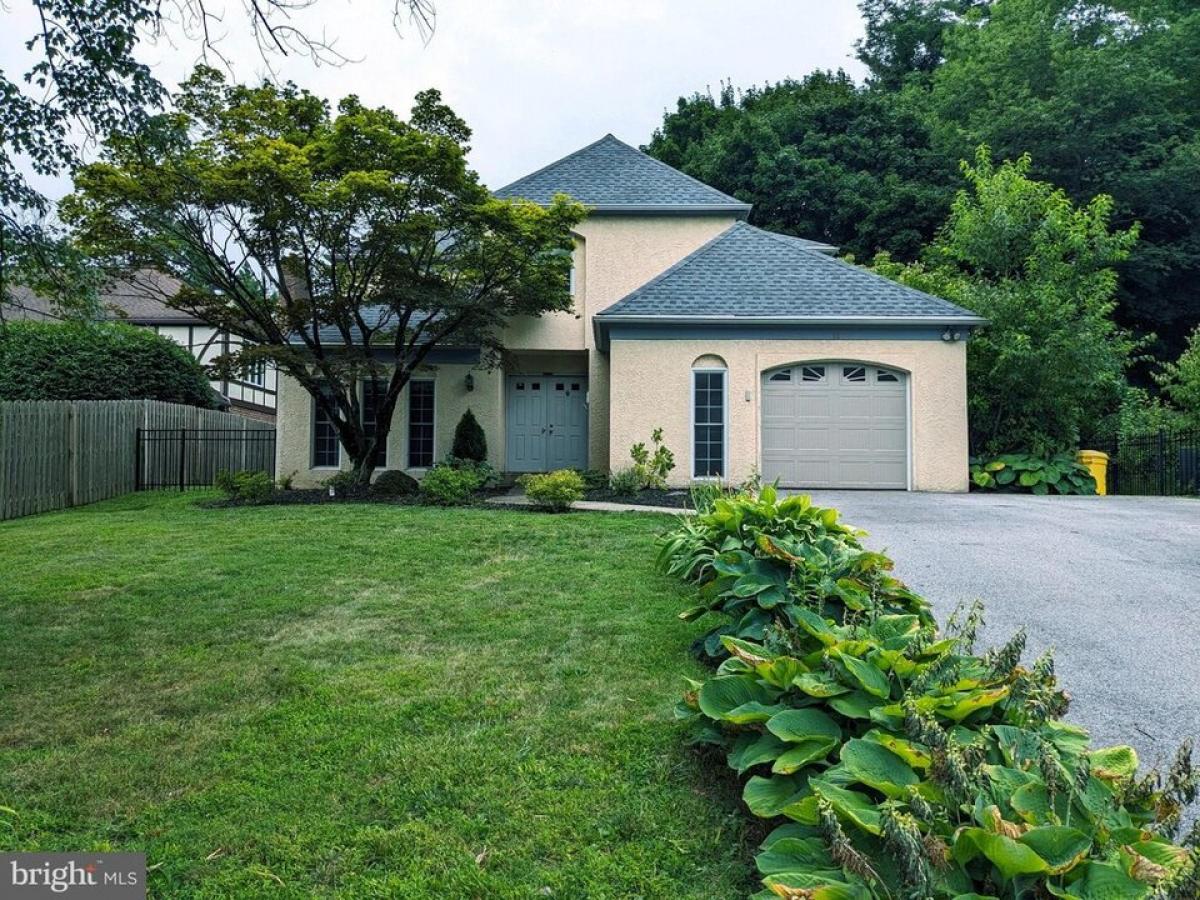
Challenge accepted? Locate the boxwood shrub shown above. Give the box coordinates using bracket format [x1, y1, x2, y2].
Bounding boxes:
[520, 469, 584, 511]
[420, 464, 484, 505]
[658, 489, 1198, 899]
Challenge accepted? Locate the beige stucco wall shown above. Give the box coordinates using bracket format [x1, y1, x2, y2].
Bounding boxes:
[501, 214, 741, 469]
[275, 364, 505, 488]
[607, 338, 970, 492]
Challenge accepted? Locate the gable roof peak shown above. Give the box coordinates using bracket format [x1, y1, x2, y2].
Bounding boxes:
[493, 133, 752, 217]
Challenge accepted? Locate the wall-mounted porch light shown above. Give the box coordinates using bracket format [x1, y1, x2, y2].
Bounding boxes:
[464, 372, 475, 392]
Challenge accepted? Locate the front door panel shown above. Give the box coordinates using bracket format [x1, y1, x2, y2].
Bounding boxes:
[506, 376, 588, 472]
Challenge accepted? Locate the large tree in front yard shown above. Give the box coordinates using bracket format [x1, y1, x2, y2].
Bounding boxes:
[62, 67, 585, 482]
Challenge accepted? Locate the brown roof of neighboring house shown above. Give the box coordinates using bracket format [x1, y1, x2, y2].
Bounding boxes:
[2, 270, 202, 325]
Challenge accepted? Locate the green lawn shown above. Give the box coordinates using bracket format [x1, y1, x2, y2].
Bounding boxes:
[0, 493, 754, 897]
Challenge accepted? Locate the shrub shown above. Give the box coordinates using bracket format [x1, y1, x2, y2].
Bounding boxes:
[630, 427, 675, 489]
[450, 408, 488, 462]
[608, 467, 642, 496]
[322, 469, 359, 495]
[657, 486, 930, 658]
[0, 321, 215, 407]
[520, 469, 584, 512]
[970, 452, 1096, 495]
[661, 489, 1199, 898]
[444, 455, 499, 488]
[420, 464, 483, 505]
[215, 469, 274, 503]
[577, 469, 609, 492]
[370, 469, 419, 497]
[277, 470, 297, 491]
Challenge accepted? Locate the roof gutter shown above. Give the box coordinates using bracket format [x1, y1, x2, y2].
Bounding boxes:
[592, 313, 987, 351]
[595, 313, 988, 326]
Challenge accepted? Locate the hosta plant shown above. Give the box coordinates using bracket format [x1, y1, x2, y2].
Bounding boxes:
[665, 490, 1198, 899]
[971, 452, 1097, 495]
[657, 487, 932, 658]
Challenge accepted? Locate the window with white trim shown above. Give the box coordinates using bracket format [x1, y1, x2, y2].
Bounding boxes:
[407, 380, 435, 468]
[693, 370, 725, 478]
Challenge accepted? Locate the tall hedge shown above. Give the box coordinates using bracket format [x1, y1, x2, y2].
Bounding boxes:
[0, 321, 216, 407]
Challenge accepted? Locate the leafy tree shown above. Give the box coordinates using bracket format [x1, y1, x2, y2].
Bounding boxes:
[646, 72, 954, 260]
[856, 0, 989, 88]
[450, 408, 488, 462]
[913, 0, 1200, 358]
[0, 320, 215, 406]
[872, 147, 1139, 454]
[0, 0, 436, 315]
[1155, 327, 1200, 429]
[61, 67, 585, 483]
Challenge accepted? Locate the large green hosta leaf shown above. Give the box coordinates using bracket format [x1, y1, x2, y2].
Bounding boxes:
[697, 675, 784, 723]
[830, 650, 892, 699]
[766, 708, 842, 773]
[1017, 825, 1092, 874]
[952, 827, 1049, 879]
[829, 691, 883, 720]
[838, 738, 920, 798]
[728, 732, 790, 774]
[861, 729, 932, 770]
[1089, 746, 1139, 781]
[744, 773, 810, 818]
[755, 836, 836, 875]
[795, 672, 852, 698]
[809, 777, 883, 835]
[1044, 860, 1150, 899]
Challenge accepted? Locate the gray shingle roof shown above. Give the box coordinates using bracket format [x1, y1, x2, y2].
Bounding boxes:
[596, 222, 983, 323]
[493, 134, 752, 215]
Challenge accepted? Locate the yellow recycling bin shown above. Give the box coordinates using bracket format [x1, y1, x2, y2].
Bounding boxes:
[1076, 450, 1109, 496]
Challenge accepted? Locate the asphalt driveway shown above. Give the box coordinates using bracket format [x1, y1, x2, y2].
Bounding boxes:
[799, 491, 1200, 766]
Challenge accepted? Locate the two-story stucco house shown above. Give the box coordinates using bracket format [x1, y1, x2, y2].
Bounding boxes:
[275, 134, 983, 491]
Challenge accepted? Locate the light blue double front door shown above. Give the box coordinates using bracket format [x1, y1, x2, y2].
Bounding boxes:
[505, 375, 588, 472]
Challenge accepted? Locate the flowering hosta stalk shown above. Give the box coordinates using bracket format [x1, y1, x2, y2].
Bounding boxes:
[663, 490, 1198, 899]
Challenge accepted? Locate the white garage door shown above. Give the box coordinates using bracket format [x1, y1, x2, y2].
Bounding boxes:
[761, 364, 908, 489]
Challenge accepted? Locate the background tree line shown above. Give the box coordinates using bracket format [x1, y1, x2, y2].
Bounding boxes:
[646, 0, 1200, 450]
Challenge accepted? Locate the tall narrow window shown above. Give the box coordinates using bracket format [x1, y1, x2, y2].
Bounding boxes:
[408, 380, 435, 468]
[312, 390, 340, 468]
[362, 380, 388, 467]
[693, 370, 725, 478]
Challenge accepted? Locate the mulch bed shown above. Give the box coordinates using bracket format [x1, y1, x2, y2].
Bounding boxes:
[201, 485, 510, 509]
[582, 488, 694, 509]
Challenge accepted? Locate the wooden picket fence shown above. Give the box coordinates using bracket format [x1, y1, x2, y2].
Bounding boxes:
[0, 400, 273, 521]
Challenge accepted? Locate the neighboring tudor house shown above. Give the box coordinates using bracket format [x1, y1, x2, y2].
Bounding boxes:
[4, 272, 277, 421]
[275, 134, 983, 490]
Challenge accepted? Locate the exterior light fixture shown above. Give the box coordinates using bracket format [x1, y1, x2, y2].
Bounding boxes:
[464, 372, 475, 392]
[942, 328, 962, 342]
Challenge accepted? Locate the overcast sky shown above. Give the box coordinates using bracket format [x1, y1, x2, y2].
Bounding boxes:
[3, 0, 868, 197]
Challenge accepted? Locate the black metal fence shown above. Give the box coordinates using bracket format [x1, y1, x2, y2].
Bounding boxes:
[136, 428, 276, 490]
[1104, 428, 1200, 496]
